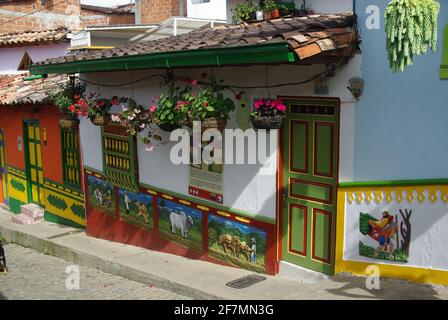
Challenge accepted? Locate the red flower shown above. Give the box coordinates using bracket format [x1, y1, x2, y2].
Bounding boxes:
[111, 96, 119, 105]
[96, 100, 106, 108]
[191, 79, 198, 86]
[74, 95, 79, 100]
[68, 104, 76, 112]
[234, 92, 242, 100]
[203, 101, 209, 107]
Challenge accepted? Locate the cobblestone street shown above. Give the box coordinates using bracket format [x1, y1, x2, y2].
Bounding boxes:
[0, 244, 190, 300]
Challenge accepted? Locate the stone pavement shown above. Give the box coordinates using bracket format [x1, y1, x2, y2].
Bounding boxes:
[1, 207, 447, 300]
[0, 244, 189, 300]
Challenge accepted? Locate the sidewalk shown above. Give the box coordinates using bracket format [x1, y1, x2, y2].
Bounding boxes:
[1, 208, 447, 300]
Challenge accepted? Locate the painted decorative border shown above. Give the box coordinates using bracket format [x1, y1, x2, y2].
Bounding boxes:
[84, 166, 275, 225]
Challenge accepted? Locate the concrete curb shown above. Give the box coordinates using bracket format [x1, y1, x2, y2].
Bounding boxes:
[0, 224, 221, 299]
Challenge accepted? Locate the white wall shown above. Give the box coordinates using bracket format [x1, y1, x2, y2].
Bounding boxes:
[80, 57, 360, 219]
[187, 0, 227, 20]
[0, 43, 69, 74]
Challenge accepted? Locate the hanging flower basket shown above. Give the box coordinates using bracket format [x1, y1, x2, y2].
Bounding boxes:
[190, 116, 227, 132]
[59, 118, 80, 131]
[158, 123, 181, 132]
[90, 114, 111, 126]
[251, 115, 284, 130]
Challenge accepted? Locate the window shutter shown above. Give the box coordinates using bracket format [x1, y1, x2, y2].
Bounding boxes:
[441, 25, 448, 79]
[102, 125, 139, 192]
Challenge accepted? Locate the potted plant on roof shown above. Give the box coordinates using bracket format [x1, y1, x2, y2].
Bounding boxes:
[49, 78, 86, 131]
[232, 0, 260, 24]
[110, 98, 150, 136]
[85, 93, 115, 126]
[263, 0, 281, 20]
[279, 1, 296, 16]
[251, 98, 287, 130]
[184, 75, 235, 132]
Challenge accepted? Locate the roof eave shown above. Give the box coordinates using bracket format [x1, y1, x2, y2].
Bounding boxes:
[29, 42, 296, 75]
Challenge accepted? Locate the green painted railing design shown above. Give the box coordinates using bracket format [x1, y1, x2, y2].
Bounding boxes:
[10, 178, 25, 192]
[70, 203, 86, 219]
[47, 194, 68, 211]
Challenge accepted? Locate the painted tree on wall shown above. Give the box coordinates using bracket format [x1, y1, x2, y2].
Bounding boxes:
[399, 209, 412, 254]
[385, 0, 440, 72]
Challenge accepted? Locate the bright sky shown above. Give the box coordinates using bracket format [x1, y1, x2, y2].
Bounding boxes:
[80, 0, 134, 8]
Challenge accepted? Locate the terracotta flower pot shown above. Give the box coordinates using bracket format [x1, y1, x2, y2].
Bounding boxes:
[59, 118, 80, 131]
[270, 9, 281, 19]
[251, 115, 284, 130]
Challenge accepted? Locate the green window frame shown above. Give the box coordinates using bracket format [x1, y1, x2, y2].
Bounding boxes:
[102, 128, 139, 192]
[441, 25, 448, 79]
[61, 127, 81, 189]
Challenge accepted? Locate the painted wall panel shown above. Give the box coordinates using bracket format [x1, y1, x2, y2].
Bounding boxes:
[342, 186, 448, 271]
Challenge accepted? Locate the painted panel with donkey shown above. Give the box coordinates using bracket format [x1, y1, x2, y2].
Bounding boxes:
[208, 214, 266, 273]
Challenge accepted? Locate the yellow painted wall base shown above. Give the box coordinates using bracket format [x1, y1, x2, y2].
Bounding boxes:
[336, 260, 448, 286]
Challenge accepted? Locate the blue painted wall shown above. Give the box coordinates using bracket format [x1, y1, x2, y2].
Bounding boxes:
[354, 0, 448, 181]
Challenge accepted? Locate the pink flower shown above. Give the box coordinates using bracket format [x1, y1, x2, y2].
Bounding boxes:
[177, 100, 184, 107]
[68, 104, 76, 112]
[111, 114, 120, 122]
[149, 105, 157, 113]
[277, 104, 286, 112]
[254, 99, 264, 110]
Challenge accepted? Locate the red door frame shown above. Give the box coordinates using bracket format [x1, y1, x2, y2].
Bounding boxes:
[276, 96, 341, 272]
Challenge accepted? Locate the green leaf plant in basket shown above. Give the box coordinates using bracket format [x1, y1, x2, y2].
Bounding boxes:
[183, 75, 236, 132]
[49, 77, 87, 130]
[85, 93, 115, 126]
[110, 97, 150, 136]
[149, 80, 189, 132]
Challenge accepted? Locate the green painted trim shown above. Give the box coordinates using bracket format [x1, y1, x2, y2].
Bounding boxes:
[8, 197, 24, 214]
[441, 25, 448, 79]
[23, 75, 46, 81]
[43, 178, 83, 198]
[84, 166, 275, 225]
[339, 178, 448, 189]
[44, 211, 85, 229]
[29, 43, 295, 75]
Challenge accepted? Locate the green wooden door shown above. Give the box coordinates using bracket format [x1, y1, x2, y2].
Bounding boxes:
[24, 120, 43, 206]
[281, 99, 339, 275]
[0, 129, 8, 205]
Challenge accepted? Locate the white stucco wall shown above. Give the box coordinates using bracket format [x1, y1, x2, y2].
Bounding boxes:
[187, 0, 227, 21]
[0, 43, 69, 74]
[80, 57, 360, 219]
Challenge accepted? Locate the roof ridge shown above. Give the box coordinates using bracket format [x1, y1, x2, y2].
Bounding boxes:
[0, 26, 70, 38]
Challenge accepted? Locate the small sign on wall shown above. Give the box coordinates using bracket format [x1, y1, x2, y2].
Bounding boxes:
[17, 136, 22, 152]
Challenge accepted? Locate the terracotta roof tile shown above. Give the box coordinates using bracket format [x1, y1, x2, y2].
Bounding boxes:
[0, 27, 70, 47]
[35, 12, 358, 67]
[0, 73, 67, 106]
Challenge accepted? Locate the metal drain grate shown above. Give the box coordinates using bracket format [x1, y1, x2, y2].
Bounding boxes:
[226, 274, 266, 289]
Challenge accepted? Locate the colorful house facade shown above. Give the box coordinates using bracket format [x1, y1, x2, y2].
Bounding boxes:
[12, 0, 448, 285]
[0, 28, 87, 227]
